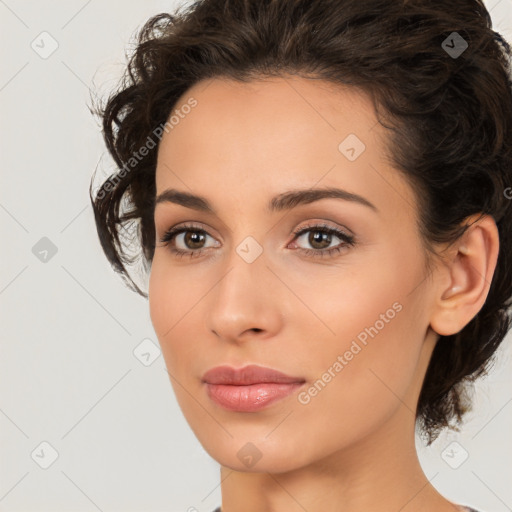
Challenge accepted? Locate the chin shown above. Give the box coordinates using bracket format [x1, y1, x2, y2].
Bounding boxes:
[195, 431, 312, 473]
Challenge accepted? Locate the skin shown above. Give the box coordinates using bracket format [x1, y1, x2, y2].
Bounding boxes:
[148, 76, 499, 512]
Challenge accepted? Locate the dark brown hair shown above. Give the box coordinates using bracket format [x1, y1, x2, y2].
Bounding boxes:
[89, 0, 512, 443]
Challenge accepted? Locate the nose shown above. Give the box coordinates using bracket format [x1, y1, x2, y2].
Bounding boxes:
[205, 247, 284, 344]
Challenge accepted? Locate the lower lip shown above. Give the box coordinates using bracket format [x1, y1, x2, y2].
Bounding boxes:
[205, 382, 304, 412]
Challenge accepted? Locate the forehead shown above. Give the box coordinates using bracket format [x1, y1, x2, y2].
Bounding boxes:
[162, 75, 378, 156]
[155, 75, 416, 220]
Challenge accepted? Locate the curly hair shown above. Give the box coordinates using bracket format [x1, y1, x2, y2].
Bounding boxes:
[89, 0, 512, 443]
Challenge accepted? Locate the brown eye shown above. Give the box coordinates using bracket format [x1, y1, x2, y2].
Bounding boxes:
[292, 223, 355, 256]
[306, 230, 334, 250]
[182, 230, 207, 250]
[159, 223, 220, 258]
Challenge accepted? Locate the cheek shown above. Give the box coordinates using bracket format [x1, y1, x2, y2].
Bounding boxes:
[291, 304, 426, 455]
[148, 261, 208, 420]
[148, 260, 172, 341]
[291, 246, 428, 414]
[148, 257, 199, 369]
[148, 254, 205, 336]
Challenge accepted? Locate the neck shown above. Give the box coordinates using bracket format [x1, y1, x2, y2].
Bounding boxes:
[219, 406, 460, 512]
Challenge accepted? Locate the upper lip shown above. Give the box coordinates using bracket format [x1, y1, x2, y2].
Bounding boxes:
[202, 364, 305, 385]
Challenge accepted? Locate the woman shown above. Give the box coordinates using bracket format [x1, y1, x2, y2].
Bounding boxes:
[89, 0, 512, 510]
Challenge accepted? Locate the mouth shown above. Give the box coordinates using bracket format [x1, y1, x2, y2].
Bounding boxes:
[201, 364, 306, 412]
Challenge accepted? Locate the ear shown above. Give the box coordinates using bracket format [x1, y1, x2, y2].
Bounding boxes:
[429, 214, 500, 337]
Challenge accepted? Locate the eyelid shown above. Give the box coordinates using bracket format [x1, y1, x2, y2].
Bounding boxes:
[158, 220, 356, 257]
[289, 221, 356, 255]
[291, 220, 354, 240]
[158, 221, 219, 244]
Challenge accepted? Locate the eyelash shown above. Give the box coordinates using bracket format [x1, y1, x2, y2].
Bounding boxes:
[159, 222, 356, 260]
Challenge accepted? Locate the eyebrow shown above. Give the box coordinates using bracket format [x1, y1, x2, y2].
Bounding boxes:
[154, 187, 378, 214]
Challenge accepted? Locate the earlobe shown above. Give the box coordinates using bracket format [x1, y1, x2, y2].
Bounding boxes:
[430, 215, 500, 337]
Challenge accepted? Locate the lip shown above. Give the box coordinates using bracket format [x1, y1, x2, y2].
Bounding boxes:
[202, 364, 305, 385]
[202, 365, 306, 412]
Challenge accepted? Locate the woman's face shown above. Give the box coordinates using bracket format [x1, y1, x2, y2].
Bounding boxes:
[149, 76, 440, 472]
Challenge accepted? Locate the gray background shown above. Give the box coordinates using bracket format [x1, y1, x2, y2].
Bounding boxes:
[1, 1, 511, 511]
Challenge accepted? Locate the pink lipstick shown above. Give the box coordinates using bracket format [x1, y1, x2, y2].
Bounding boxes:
[202, 364, 305, 412]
